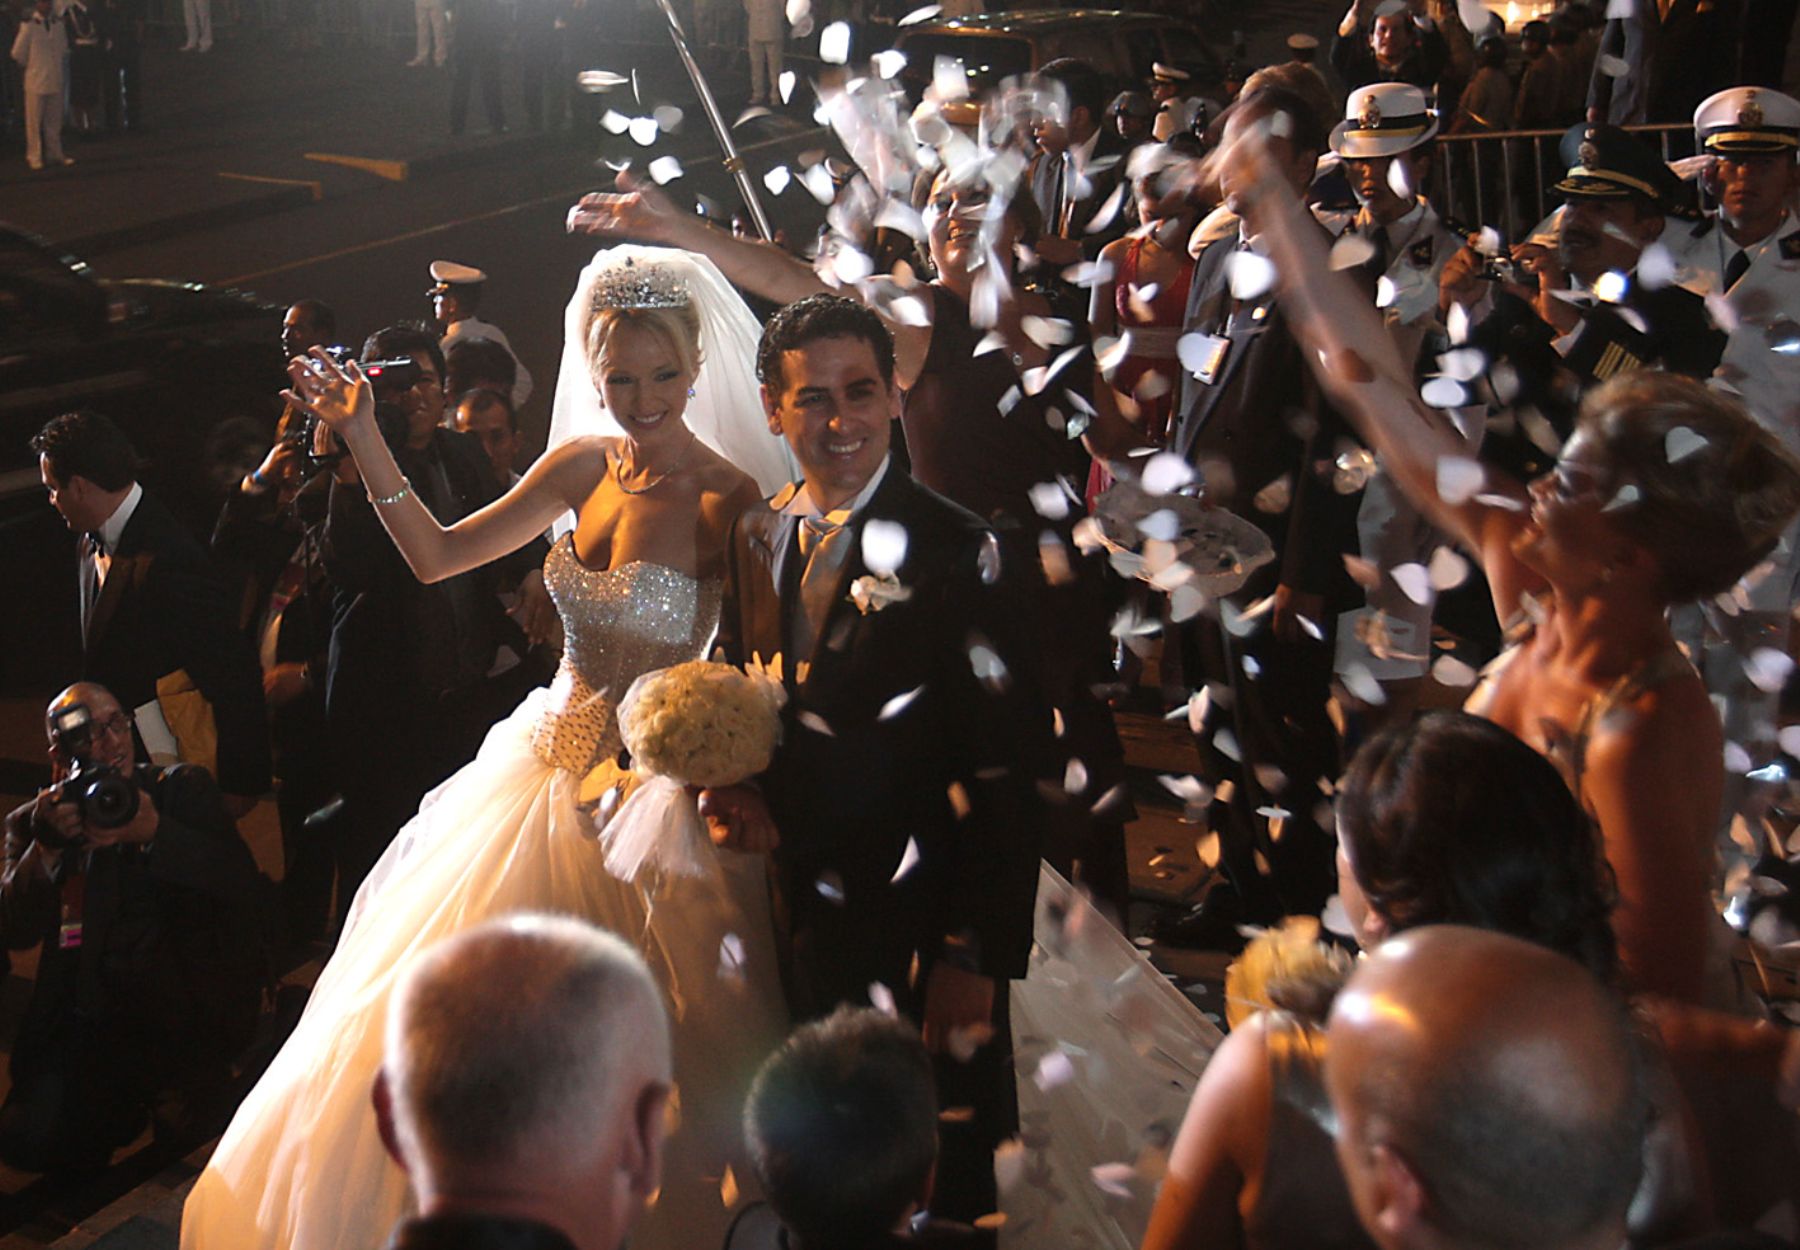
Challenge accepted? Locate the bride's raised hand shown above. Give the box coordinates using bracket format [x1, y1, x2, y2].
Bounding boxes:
[283, 348, 375, 436]
[566, 169, 684, 243]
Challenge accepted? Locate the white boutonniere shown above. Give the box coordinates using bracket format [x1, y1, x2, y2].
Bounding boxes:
[849, 572, 912, 615]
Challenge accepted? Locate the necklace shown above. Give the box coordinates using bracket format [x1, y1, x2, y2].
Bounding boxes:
[614, 431, 697, 495]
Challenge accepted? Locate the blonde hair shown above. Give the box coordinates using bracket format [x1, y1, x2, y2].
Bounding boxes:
[583, 303, 704, 381]
[1578, 372, 1800, 601]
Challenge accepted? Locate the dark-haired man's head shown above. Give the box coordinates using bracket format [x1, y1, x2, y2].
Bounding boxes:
[283, 300, 338, 360]
[1369, 0, 1418, 69]
[445, 335, 519, 407]
[1326, 926, 1646, 1250]
[1033, 57, 1107, 153]
[745, 1007, 940, 1250]
[32, 411, 139, 533]
[364, 322, 448, 450]
[758, 296, 896, 512]
[453, 388, 520, 482]
[1219, 86, 1326, 225]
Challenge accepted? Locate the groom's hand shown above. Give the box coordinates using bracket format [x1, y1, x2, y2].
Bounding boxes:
[922, 963, 996, 1056]
[698, 784, 779, 854]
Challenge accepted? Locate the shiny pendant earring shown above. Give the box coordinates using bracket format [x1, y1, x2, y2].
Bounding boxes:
[688, 386, 697, 397]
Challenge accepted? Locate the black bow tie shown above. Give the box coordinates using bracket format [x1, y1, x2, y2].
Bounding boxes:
[86, 530, 106, 557]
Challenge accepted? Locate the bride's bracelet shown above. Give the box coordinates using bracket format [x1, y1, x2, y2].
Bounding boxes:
[367, 478, 413, 507]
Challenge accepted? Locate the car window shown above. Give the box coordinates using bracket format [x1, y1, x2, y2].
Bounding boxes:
[896, 33, 1032, 95]
[1038, 29, 1126, 78]
[1122, 26, 1162, 81]
[0, 235, 100, 345]
[1158, 26, 1223, 85]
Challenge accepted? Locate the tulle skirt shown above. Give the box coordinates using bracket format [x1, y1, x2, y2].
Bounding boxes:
[181, 689, 789, 1250]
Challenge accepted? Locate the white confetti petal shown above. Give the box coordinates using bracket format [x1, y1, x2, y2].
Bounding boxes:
[798, 710, 836, 736]
[1592, 269, 1629, 303]
[1435, 455, 1484, 505]
[898, 2, 938, 21]
[1227, 251, 1277, 300]
[1138, 508, 1180, 542]
[763, 164, 792, 195]
[861, 517, 908, 574]
[816, 870, 846, 902]
[800, 163, 836, 204]
[1064, 758, 1089, 794]
[1438, 347, 1487, 381]
[1598, 53, 1629, 77]
[647, 154, 684, 184]
[1028, 481, 1071, 519]
[600, 108, 630, 134]
[1637, 242, 1676, 290]
[879, 685, 925, 721]
[1747, 647, 1794, 693]
[1091, 1163, 1137, 1199]
[1421, 376, 1467, 408]
[653, 104, 684, 131]
[818, 20, 851, 63]
[1432, 653, 1479, 687]
[1391, 562, 1433, 605]
[890, 837, 922, 882]
[1034, 1049, 1074, 1091]
[1141, 450, 1195, 494]
[1428, 545, 1469, 590]
[779, 70, 797, 103]
[576, 69, 629, 91]
[868, 979, 897, 1015]
[1329, 233, 1376, 270]
[871, 48, 908, 78]
[628, 115, 660, 146]
[1665, 425, 1706, 463]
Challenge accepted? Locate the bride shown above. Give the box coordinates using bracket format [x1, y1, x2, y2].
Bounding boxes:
[181, 247, 798, 1250]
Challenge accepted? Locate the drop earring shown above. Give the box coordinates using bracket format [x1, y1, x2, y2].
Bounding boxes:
[688, 386, 697, 397]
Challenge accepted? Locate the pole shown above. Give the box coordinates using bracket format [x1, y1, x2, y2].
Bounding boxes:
[652, 0, 776, 241]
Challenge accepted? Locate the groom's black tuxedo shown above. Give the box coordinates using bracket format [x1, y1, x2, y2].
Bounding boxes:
[716, 466, 1047, 1012]
[717, 464, 1050, 1224]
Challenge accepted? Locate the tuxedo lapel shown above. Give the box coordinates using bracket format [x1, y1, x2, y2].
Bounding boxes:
[798, 470, 915, 684]
[85, 506, 153, 651]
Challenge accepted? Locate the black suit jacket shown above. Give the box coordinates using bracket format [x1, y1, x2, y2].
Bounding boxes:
[82, 491, 271, 799]
[1029, 129, 1133, 260]
[1172, 235, 1364, 614]
[1588, 0, 1741, 123]
[715, 468, 1048, 1011]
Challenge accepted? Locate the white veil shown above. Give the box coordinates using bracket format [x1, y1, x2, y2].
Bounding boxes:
[547, 245, 798, 532]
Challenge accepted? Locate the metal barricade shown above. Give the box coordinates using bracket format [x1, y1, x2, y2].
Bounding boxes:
[1434, 122, 1698, 238]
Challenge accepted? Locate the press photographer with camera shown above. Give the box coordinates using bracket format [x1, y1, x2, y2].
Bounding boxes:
[0, 682, 269, 1172]
[318, 323, 548, 923]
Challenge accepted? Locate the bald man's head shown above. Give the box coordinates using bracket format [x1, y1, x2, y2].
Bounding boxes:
[379, 915, 671, 1250]
[1325, 926, 1645, 1250]
[46, 683, 133, 773]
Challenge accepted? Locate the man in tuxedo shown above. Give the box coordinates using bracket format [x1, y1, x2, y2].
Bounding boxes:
[703, 295, 1048, 1225]
[1586, 0, 1739, 124]
[1155, 85, 1365, 948]
[1028, 57, 1132, 271]
[33, 411, 270, 813]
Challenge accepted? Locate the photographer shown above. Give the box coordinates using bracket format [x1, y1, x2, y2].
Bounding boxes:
[0, 683, 269, 1172]
[318, 323, 546, 919]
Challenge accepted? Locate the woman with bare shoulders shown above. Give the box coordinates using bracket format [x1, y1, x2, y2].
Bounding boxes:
[1212, 109, 1800, 1008]
[180, 247, 796, 1250]
[572, 147, 1133, 913]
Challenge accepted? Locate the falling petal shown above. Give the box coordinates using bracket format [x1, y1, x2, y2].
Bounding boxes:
[628, 115, 660, 146]
[1428, 546, 1469, 590]
[861, 517, 908, 574]
[800, 163, 836, 204]
[1385, 157, 1414, 201]
[1344, 554, 1381, 589]
[969, 641, 1010, 688]
[653, 104, 684, 131]
[1665, 425, 1706, 463]
[718, 932, 746, 980]
[1029, 481, 1072, 519]
[977, 532, 1002, 583]
[871, 47, 908, 77]
[1746, 647, 1794, 694]
[1432, 653, 1478, 687]
[1375, 276, 1398, 309]
[1421, 376, 1467, 408]
[1141, 451, 1196, 495]
[1435, 456, 1483, 505]
[1034, 1049, 1075, 1090]
[1447, 301, 1471, 345]
[973, 1214, 1007, 1231]
[1196, 831, 1221, 868]
[763, 164, 792, 195]
[1598, 52, 1629, 77]
[816, 870, 846, 902]
[1329, 233, 1376, 270]
[577, 69, 629, 91]
[798, 710, 836, 736]
[879, 685, 925, 721]
[899, 1, 939, 20]
[1437, 346, 1487, 381]
[779, 70, 797, 103]
[1022, 315, 1076, 347]
[1214, 728, 1242, 761]
[997, 384, 1023, 416]
[1390, 563, 1432, 606]
[1227, 251, 1277, 300]
[1341, 663, 1386, 705]
[720, 1164, 740, 1208]
[1254, 475, 1293, 513]
[601, 109, 630, 134]
[784, 0, 809, 23]
[868, 980, 897, 1016]
[933, 54, 970, 102]
[1091, 1163, 1137, 1199]
[1638, 242, 1675, 290]
[947, 781, 971, 818]
[819, 20, 852, 63]
[891, 836, 922, 882]
[1064, 758, 1089, 794]
[648, 154, 684, 184]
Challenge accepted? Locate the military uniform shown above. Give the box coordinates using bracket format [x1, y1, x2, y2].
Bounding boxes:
[429, 260, 534, 409]
[1322, 85, 1474, 685]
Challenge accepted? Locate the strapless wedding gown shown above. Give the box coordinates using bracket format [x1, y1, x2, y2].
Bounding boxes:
[182, 539, 789, 1250]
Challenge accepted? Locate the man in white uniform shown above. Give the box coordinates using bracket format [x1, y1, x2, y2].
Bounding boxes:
[428, 260, 533, 410]
[10, 0, 71, 170]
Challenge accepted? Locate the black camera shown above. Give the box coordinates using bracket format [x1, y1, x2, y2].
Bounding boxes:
[47, 703, 140, 838]
[363, 356, 423, 394]
[1481, 255, 1522, 284]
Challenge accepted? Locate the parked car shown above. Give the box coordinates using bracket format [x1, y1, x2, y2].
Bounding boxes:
[0, 224, 286, 691]
[891, 9, 1227, 102]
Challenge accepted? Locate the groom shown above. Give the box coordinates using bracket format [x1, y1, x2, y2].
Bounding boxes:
[703, 295, 1049, 1224]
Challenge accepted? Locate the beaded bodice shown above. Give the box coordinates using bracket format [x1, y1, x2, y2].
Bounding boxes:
[529, 538, 723, 776]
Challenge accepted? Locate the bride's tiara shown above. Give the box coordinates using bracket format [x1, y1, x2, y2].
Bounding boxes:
[591, 257, 690, 311]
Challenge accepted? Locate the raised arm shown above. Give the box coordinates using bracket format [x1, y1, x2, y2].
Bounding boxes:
[286, 350, 597, 584]
[1214, 134, 1543, 618]
[569, 172, 937, 387]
